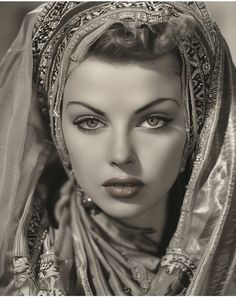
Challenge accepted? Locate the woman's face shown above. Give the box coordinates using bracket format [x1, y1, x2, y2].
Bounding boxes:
[62, 56, 186, 219]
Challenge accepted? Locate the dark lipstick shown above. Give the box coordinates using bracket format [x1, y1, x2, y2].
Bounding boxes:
[102, 177, 144, 198]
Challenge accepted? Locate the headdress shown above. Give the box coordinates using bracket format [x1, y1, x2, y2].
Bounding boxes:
[32, 1, 213, 172]
[0, 2, 236, 295]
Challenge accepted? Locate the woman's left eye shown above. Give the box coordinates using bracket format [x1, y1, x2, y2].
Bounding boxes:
[138, 115, 171, 130]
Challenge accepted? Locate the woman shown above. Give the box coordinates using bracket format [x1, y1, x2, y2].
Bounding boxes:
[0, 1, 236, 295]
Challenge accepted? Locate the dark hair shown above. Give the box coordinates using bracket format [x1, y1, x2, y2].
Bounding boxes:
[85, 18, 195, 245]
[86, 15, 194, 64]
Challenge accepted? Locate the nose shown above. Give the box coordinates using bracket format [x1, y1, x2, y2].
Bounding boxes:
[108, 129, 137, 167]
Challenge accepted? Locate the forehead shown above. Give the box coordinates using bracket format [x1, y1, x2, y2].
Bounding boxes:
[63, 56, 181, 111]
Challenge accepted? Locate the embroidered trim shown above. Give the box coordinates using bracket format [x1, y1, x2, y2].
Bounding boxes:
[161, 252, 196, 279]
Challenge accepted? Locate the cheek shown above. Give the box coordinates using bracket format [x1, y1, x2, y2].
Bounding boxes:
[62, 118, 105, 185]
[62, 110, 186, 196]
[136, 131, 186, 183]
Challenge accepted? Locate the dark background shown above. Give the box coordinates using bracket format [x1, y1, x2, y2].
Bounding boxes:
[0, 2, 235, 63]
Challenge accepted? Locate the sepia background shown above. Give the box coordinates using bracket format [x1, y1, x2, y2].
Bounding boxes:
[0, 2, 235, 64]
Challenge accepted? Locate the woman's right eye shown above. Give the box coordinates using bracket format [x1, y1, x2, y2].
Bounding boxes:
[73, 116, 107, 134]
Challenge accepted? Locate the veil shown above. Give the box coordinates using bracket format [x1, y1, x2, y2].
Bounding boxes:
[0, 5, 51, 281]
[0, 2, 236, 295]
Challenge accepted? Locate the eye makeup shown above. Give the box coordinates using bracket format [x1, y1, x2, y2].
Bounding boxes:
[72, 115, 107, 135]
[137, 113, 173, 134]
[72, 112, 173, 135]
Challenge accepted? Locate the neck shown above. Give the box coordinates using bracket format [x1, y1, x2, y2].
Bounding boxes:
[120, 194, 168, 245]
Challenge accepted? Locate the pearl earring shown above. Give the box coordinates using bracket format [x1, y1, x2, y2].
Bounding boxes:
[76, 186, 101, 215]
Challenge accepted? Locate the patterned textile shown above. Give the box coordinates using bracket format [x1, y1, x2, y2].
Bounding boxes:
[0, 1, 236, 296]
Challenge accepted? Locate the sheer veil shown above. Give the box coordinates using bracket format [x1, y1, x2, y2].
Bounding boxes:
[0, 5, 51, 278]
[0, 2, 236, 295]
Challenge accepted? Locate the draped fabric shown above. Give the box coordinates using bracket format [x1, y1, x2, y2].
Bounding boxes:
[0, 2, 236, 295]
[0, 5, 52, 288]
[71, 189, 161, 295]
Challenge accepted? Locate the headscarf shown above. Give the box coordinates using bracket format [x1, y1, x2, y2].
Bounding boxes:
[0, 2, 236, 295]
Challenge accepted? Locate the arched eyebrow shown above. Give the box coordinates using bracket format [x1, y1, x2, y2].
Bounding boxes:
[66, 97, 179, 116]
[66, 101, 105, 116]
[135, 97, 179, 115]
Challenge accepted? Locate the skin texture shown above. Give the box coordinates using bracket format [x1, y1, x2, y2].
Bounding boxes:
[62, 56, 186, 242]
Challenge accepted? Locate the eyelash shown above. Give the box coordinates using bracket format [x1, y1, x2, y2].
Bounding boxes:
[72, 114, 172, 135]
[137, 113, 172, 134]
[72, 115, 107, 135]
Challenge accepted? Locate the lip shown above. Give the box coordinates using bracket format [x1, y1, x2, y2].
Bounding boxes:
[102, 177, 145, 198]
